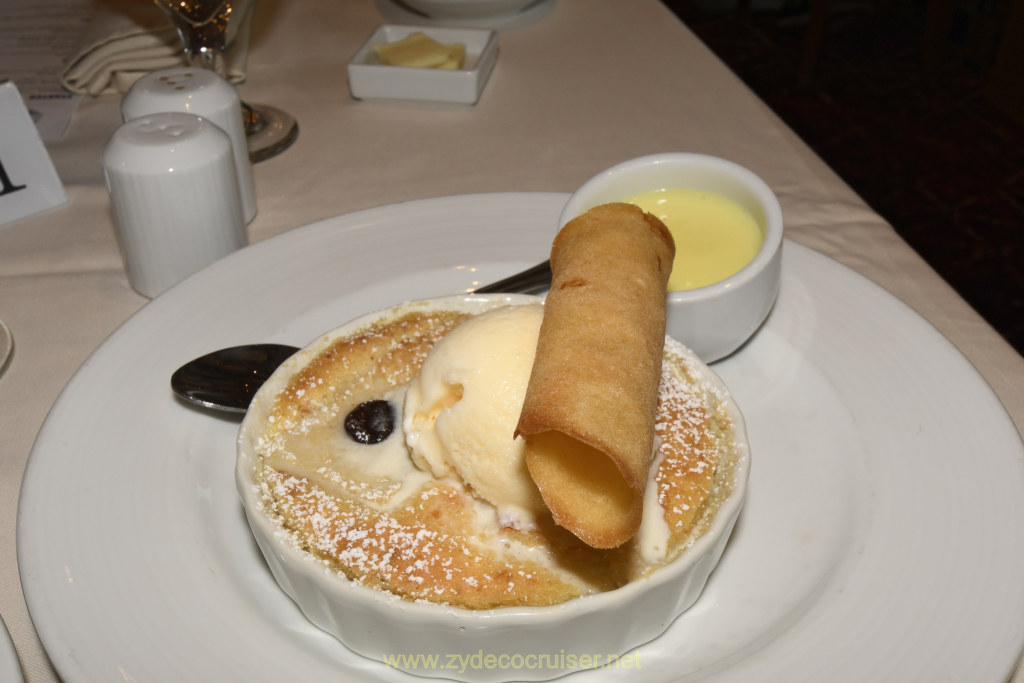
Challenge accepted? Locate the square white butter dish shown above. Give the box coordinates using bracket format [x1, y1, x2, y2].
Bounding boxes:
[347, 25, 498, 105]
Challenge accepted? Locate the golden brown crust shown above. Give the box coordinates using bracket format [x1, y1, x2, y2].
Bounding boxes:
[515, 203, 675, 548]
[261, 467, 591, 609]
[264, 310, 469, 440]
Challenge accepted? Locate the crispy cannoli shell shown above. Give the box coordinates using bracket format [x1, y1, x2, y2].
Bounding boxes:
[516, 202, 674, 548]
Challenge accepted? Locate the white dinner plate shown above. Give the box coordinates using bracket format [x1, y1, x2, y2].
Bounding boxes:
[19, 193, 1024, 682]
[0, 617, 24, 683]
[0, 318, 12, 376]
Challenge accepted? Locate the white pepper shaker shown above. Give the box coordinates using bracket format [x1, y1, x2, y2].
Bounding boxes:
[121, 66, 257, 223]
[102, 112, 246, 298]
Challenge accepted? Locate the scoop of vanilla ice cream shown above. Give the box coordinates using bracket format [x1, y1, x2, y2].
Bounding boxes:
[403, 303, 546, 528]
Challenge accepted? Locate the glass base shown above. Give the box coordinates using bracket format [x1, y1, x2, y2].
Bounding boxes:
[243, 102, 298, 163]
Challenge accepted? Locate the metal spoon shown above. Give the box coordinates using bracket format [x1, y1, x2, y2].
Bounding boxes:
[171, 260, 552, 414]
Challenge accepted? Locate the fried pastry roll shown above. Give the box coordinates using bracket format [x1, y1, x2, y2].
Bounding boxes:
[516, 202, 674, 548]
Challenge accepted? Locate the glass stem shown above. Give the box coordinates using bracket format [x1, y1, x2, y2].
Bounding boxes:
[192, 47, 226, 78]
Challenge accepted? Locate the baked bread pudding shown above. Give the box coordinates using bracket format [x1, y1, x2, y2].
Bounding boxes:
[236, 204, 750, 679]
[247, 297, 741, 608]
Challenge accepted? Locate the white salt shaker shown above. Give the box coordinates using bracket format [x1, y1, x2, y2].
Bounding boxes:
[121, 67, 257, 223]
[102, 112, 246, 298]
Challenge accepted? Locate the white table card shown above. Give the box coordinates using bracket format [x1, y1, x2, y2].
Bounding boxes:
[0, 80, 67, 227]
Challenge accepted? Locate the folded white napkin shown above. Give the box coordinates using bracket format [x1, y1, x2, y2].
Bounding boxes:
[61, 4, 247, 97]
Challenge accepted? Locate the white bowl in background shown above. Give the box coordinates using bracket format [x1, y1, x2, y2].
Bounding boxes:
[400, 0, 541, 19]
[559, 153, 784, 363]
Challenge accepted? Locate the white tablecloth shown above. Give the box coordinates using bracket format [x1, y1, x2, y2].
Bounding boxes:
[2, 1, 1022, 681]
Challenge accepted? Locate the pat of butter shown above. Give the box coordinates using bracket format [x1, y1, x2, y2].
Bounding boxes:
[373, 32, 466, 70]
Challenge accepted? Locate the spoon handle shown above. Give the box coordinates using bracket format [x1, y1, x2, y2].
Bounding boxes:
[473, 260, 551, 295]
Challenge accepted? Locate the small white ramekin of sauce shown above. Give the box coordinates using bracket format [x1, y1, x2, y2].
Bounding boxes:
[559, 153, 784, 363]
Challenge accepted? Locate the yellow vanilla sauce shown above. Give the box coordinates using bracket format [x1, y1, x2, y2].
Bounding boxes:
[627, 188, 763, 291]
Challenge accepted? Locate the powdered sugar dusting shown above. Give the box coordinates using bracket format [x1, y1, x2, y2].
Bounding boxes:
[652, 338, 738, 555]
[258, 464, 569, 608]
